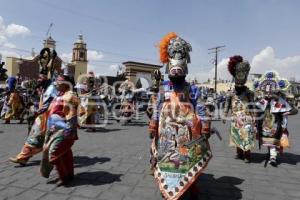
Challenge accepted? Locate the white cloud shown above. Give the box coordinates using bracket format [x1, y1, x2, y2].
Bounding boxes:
[61, 50, 107, 76]
[0, 16, 31, 38]
[61, 50, 104, 63]
[60, 52, 72, 62]
[5, 24, 31, 37]
[87, 64, 107, 76]
[87, 64, 121, 77]
[0, 50, 20, 58]
[109, 64, 119, 71]
[195, 47, 300, 83]
[0, 35, 6, 44]
[0, 16, 31, 59]
[191, 58, 230, 83]
[87, 50, 103, 61]
[3, 42, 16, 48]
[251, 46, 300, 81]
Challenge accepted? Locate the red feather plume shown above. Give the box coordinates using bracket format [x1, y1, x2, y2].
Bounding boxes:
[228, 55, 243, 76]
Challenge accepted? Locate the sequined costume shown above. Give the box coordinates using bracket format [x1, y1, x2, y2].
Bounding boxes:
[149, 33, 211, 200]
[254, 71, 298, 166]
[223, 55, 255, 162]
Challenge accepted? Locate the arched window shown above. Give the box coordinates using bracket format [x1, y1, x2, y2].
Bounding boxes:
[79, 52, 85, 59]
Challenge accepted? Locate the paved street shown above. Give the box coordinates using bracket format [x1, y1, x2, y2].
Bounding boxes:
[0, 113, 300, 200]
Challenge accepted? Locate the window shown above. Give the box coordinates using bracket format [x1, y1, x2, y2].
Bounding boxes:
[80, 52, 85, 59]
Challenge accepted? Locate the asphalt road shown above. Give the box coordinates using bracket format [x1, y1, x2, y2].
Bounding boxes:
[0, 112, 299, 200]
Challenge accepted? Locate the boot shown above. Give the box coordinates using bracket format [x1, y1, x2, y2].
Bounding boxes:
[235, 147, 244, 160]
[244, 150, 251, 163]
[269, 147, 278, 167]
[9, 157, 27, 166]
[56, 176, 73, 187]
[269, 158, 277, 167]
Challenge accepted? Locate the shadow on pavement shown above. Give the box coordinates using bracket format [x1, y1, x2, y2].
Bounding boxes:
[180, 173, 244, 200]
[249, 152, 267, 164]
[125, 121, 148, 127]
[250, 152, 300, 166]
[278, 152, 300, 165]
[84, 128, 125, 133]
[14, 160, 40, 168]
[74, 156, 111, 168]
[69, 171, 123, 186]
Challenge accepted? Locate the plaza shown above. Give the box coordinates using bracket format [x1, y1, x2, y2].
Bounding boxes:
[0, 113, 299, 200]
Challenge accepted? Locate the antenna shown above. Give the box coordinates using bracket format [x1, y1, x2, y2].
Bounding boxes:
[46, 23, 53, 37]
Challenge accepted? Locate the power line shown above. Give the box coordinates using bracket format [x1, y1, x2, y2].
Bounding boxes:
[4, 0, 162, 63]
[0, 45, 158, 66]
[36, 0, 156, 36]
[1, 34, 158, 63]
[25, 31, 158, 63]
[0, 45, 32, 53]
[208, 45, 225, 92]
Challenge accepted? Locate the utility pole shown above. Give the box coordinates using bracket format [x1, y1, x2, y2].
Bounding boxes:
[208, 45, 225, 93]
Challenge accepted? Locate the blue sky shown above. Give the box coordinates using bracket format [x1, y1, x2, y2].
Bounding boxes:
[0, 0, 300, 81]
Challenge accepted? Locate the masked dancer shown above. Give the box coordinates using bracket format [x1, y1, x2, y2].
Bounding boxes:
[149, 33, 212, 200]
[254, 71, 298, 166]
[9, 48, 58, 166]
[223, 55, 256, 163]
[40, 75, 79, 186]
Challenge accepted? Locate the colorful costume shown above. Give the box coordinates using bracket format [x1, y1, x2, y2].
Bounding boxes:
[9, 48, 57, 165]
[118, 80, 136, 123]
[254, 71, 298, 166]
[224, 56, 255, 162]
[11, 81, 57, 164]
[147, 70, 162, 119]
[3, 77, 23, 123]
[40, 76, 79, 185]
[147, 70, 162, 172]
[149, 33, 211, 200]
[78, 72, 99, 129]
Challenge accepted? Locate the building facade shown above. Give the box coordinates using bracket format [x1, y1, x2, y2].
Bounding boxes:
[122, 61, 162, 86]
[5, 35, 87, 82]
[72, 34, 87, 82]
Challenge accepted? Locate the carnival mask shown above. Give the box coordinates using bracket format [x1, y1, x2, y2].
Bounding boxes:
[228, 55, 250, 86]
[166, 37, 192, 78]
[150, 69, 161, 92]
[234, 62, 250, 86]
[253, 71, 290, 99]
[39, 48, 57, 77]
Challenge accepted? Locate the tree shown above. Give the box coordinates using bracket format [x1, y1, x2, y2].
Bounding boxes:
[135, 78, 142, 89]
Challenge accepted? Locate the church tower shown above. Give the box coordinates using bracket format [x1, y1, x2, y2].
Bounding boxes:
[43, 36, 56, 49]
[72, 34, 88, 82]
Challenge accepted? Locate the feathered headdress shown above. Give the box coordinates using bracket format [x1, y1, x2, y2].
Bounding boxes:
[253, 71, 290, 93]
[159, 32, 178, 64]
[228, 55, 243, 76]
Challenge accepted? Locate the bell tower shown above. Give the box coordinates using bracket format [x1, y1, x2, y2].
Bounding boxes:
[43, 36, 56, 49]
[72, 34, 88, 82]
